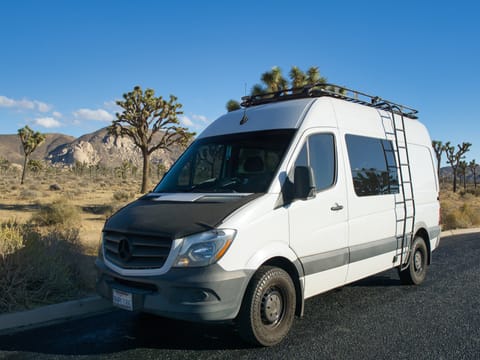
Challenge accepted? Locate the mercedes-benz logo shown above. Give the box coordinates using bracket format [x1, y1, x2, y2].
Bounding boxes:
[118, 238, 132, 261]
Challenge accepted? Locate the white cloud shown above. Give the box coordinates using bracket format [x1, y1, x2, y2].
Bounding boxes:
[52, 111, 62, 118]
[34, 117, 62, 128]
[192, 114, 209, 123]
[73, 108, 114, 122]
[0, 95, 15, 107]
[179, 113, 211, 132]
[35, 101, 51, 112]
[103, 100, 121, 109]
[0, 95, 51, 112]
[179, 115, 194, 127]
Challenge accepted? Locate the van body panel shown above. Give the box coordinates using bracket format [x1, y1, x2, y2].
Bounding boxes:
[103, 193, 262, 239]
[344, 251, 398, 285]
[333, 106, 398, 282]
[217, 195, 292, 272]
[286, 127, 349, 296]
[199, 99, 314, 139]
[303, 265, 349, 298]
[96, 259, 252, 321]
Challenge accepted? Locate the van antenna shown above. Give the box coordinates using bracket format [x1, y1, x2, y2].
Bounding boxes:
[240, 82, 249, 125]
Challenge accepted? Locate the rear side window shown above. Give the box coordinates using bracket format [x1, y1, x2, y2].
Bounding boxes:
[345, 134, 399, 196]
[293, 133, 336, 191]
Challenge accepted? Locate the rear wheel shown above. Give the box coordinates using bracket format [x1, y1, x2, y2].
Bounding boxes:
[399, 236, 428, 285]
[237, 266, 296, 346]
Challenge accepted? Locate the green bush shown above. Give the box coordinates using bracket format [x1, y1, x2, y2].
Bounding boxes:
[31, 199, 79, 227]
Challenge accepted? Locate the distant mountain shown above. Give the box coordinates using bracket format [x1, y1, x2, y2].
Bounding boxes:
[0, 133, 75, 165]
[0, 127, 185, 168]
[440, 166, 479, 183]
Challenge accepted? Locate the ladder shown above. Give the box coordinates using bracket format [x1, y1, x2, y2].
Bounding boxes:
[380, 105, 416, 270]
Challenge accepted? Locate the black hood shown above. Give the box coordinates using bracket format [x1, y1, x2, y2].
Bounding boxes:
[103, 193, 262, 239]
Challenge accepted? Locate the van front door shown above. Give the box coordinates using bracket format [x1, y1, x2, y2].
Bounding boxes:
[287, 130, 348, 298]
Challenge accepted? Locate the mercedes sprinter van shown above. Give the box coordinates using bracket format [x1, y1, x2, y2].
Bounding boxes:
[96, 84, 441, 346]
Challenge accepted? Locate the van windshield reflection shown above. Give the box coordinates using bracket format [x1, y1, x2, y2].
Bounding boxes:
[154, 130, 295, 194]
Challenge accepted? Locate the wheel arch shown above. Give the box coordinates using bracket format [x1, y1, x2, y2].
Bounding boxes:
[260, 256, 304, 317]
[415, 227, 431, 265]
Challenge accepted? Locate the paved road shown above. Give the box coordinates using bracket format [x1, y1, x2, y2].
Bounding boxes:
[0, 232, 479, 359]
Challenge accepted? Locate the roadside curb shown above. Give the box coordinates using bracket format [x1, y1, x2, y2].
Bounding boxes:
[441, 227, 480, 237]
[0, 228, 478, 336]
[0, 295, 113, 336]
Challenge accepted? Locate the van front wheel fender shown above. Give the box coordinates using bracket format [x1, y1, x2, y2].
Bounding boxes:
[237, 266, 296, 346]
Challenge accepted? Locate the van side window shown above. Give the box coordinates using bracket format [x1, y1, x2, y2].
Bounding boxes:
[293, 134, 336, 191]
[345, 134, 399, 196]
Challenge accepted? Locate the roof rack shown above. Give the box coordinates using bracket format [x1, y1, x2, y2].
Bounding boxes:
[240, 83, 418, 119]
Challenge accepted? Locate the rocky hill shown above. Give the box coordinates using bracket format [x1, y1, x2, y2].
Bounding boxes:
[0, 127, 185, 168]
[0, 133, 76, 165]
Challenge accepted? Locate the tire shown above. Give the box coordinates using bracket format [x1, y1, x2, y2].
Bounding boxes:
[399, 236, 428, 285]
[237, 266, 296, 347]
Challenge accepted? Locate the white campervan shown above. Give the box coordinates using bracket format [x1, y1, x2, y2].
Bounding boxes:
[96, 84, 441, 346]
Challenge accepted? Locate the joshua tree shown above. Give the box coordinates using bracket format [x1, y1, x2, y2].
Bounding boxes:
[0, 157, 9, 175]
[289, 66, 307, 89]
[458, 160, 468, 190]
[226, 99, 241, 112]
[445, 142, 471, 192]
[260, 66, 288, 93]
[469, 159, 478, 189]
[226, 65, 341, 111]
[18, 126, 45, 184]
[432, 140, 446, 181]
[109, 86, 195, 193]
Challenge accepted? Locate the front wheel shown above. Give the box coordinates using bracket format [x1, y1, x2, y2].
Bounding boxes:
[237, 266, 296, 346]
[399, 236, 428, 285]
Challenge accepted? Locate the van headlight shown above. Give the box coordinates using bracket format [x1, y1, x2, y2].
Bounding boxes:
[173, 229, 236, 267]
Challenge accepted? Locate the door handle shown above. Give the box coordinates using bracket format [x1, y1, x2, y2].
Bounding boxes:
[330, 203, 344, 211]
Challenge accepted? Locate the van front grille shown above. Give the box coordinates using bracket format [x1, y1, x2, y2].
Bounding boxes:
[103, 231, 172, 269]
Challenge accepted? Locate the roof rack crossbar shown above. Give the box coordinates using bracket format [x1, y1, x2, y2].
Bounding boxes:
[240, 83, 418, 119]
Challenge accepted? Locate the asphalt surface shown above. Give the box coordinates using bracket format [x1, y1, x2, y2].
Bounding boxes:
[0, 232, 479, 360]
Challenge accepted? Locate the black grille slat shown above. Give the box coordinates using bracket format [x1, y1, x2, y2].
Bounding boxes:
[103, 231, 172, 269]
[131, 240, 171, 248]
[133, 248, 170, 257]
[104, 243, 119, 253]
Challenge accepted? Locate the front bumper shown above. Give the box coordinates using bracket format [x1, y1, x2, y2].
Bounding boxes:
[95, 258, 253, 322]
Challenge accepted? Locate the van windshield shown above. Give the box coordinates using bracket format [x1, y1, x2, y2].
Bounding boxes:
[154, 129, 295, 193]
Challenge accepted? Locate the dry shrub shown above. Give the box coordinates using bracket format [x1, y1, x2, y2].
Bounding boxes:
[0, 223, 84, 312]
[31, 199, 79, 227]
[64, 189, 84, 199]
[19, 188, 40, 200]
[112, 190, 135, 202]
[442, 203, 480, 230]
[0, 220, 24, 258]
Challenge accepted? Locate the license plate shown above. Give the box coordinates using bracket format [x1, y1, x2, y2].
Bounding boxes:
[112, 289, 133, 311]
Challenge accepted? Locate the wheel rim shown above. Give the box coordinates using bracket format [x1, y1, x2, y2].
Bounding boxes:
[413, 249, 424, 273]
[261, 287, 284, 327]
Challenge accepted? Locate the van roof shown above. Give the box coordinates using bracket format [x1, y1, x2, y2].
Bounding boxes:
[199, 98, 315, 138]
[241, 83, 418, 120]
[199, 84, 421, 140]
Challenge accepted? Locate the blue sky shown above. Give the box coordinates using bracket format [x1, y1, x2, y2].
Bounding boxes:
[0, 0, 479, 164]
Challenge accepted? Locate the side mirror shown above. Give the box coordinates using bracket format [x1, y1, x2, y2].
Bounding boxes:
[293, 166, 316, 200]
